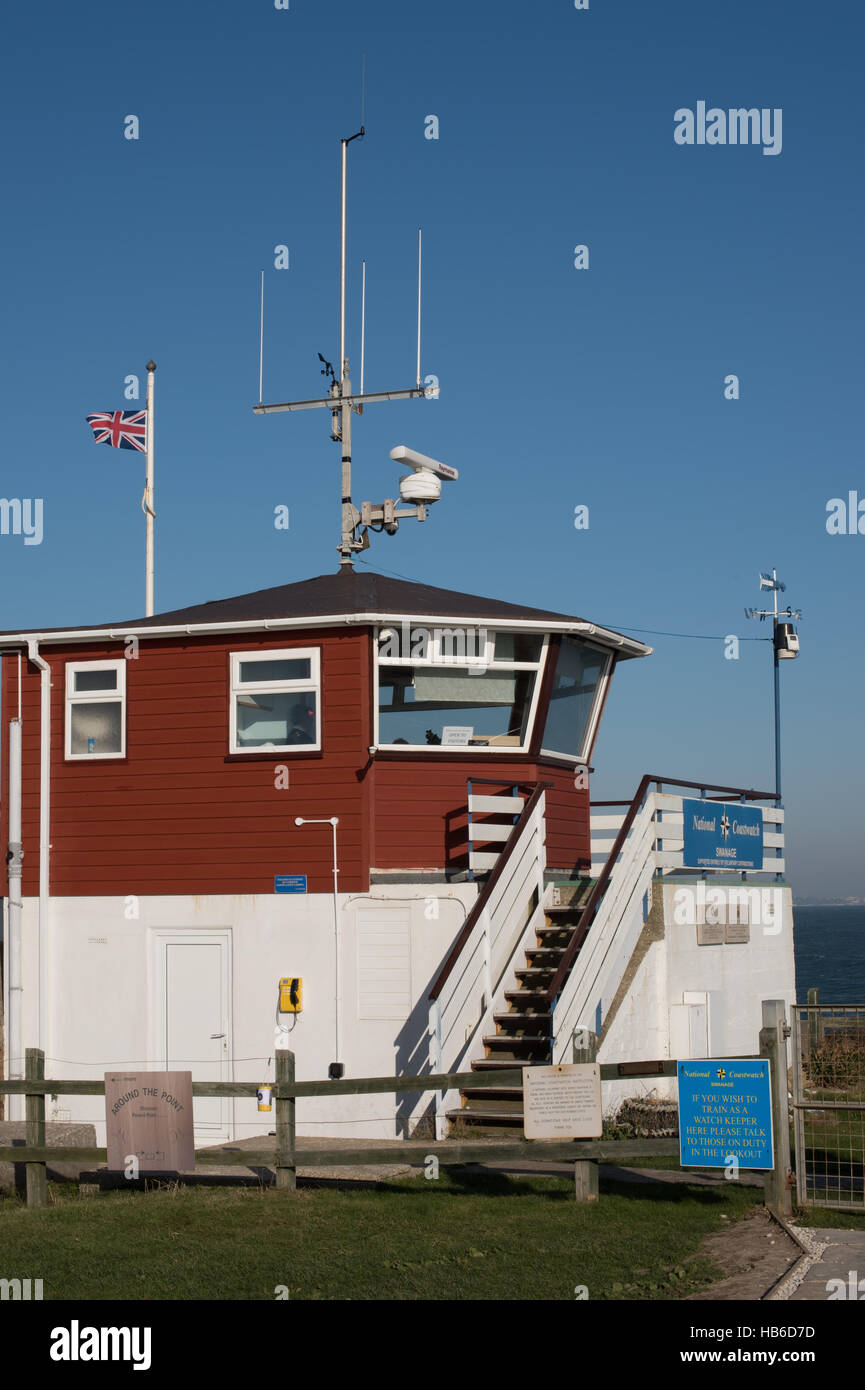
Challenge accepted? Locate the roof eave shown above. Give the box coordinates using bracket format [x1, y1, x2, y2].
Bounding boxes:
[0, 610, 651, 660]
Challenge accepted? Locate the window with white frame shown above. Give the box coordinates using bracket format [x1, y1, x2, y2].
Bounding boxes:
[65, 660, 126, 758]
[375, 627, 546, 749]
[540, 637, 611, 763]
[230, 648, 321, 752]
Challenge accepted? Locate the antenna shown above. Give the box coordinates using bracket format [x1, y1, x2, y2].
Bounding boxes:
[360, 259, 366, 398]
[258, 270, 265, 406]
[416, 229, 423, 389]
[252, 131, 447, 568]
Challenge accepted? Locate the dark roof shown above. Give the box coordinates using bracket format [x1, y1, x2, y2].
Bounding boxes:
[0, 569, 648, 655]
[126, 570, 587, 627]
[17, 570, 590, 631]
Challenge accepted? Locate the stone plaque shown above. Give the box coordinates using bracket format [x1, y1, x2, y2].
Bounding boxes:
[725, 920, 750, 944]
[523, 1063, 602, 1139]
[696, 921, 725, 945]
[105, 1071, 195, 1173]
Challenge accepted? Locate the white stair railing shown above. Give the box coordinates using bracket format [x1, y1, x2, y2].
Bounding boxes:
[428, 787, 547, 1138]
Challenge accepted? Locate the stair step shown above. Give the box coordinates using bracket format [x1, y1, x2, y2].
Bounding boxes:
[458, 1094, 525, 1114]
[471, 1058, 530, 1071]
[483, 1035, 550, 1057]
[493, 1013, 551, 1033]
[461, 1086, 523, 1103]
[446, 1109, 524, 1127]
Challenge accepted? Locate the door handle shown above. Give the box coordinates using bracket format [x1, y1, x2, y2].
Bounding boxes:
[210, 1033, 226, 1039]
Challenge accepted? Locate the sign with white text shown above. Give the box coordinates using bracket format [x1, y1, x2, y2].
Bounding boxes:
[681, 798, 763, 870]
[677, 1060, 773, 1169]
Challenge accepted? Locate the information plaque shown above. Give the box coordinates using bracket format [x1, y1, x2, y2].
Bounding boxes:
[522, 1063, 603, 1139]
[105, 1071, 195, 1173]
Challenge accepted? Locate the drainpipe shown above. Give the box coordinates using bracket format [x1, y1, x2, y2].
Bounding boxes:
[6, 717, 23, 1120]
[27, 639, 50, 1055]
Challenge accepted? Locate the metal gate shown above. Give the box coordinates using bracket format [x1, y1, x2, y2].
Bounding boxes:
[792, 1003, 865, 1211]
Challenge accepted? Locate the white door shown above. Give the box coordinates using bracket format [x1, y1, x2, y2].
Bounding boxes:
[152, 930, 232, 1142]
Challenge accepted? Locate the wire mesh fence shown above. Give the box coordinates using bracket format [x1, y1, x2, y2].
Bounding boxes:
[792, 1004, 865, 1211]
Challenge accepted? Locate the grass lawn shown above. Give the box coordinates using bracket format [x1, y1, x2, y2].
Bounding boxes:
[0, 1169, 763, 1301]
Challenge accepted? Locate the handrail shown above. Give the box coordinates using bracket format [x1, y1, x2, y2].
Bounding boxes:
[467, 777, 540, 790]
[591, 775, 779, 808]
[546, 772, 778, 1006]
[429, 782, 549, 1002]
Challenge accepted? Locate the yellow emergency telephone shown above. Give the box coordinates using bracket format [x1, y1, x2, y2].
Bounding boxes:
[278, 977, 302, 1013]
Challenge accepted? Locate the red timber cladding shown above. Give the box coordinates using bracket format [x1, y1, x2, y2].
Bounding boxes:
[371, 758, 590, 874]
[1, 627, 373, 898]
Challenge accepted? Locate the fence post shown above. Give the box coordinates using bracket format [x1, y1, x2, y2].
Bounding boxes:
[25, 1048, 47, 1209]
[807, 987, 822, 1047]
[573, 1029, 599, 1203]
[760, 1000, 792, 1218]
[275, 1049, 296, 1191]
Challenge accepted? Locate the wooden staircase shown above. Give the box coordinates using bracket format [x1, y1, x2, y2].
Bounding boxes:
[446, 884, 594, 1133]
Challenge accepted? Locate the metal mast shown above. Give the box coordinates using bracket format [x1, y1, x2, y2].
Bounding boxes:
[253, 130, 434, 568]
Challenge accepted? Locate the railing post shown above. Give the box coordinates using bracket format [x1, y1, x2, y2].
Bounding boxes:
[275, 1049, 296, 1191]
[573, 1029, 599, 1203]
[760, 1000, 792, 1218]
[807, 987, 822, 1047]
[25, 1048, 47, 1208]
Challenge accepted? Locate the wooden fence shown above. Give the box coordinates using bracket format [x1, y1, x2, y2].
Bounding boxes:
[0, 1006, 792, 1214]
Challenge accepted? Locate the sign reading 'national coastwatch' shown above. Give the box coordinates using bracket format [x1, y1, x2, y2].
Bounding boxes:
[681, 798, 763, 870]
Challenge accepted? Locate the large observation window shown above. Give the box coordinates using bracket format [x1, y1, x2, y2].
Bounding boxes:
[375, 627, 545, 750]
[540, 637, 610, 762]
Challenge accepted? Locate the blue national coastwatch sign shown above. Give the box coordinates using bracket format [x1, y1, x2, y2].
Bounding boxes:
[681, 798, 763, 870]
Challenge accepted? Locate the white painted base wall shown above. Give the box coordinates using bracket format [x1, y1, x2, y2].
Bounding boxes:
[4, 885, 478, 1144]
[598, 881, 797, 1114]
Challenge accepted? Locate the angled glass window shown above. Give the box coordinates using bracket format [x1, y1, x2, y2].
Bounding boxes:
[375, 628, 546, 750]
[540, 638, 611, 762]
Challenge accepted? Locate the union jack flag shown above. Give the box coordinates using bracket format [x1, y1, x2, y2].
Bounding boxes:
[85, 410, 147, 452]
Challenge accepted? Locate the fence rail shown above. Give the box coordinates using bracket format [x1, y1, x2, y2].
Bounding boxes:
[2, 1023, 791, 1213]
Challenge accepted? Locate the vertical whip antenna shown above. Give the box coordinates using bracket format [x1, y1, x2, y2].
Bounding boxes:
[416, 228, 422, 389]
[258, 270, 265, 406]
[360, 259, 367, 397]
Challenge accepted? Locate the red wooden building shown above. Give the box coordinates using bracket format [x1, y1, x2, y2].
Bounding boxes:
[0, 568, 649, 1142]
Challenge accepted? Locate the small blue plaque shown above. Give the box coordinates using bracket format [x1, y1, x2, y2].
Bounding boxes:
[275, 875, 307, 894]
[677, 1059, 773, 1169]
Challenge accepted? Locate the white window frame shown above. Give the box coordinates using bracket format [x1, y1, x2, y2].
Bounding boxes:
[539, 640, 613, 765]
[229, 647, 321, 754]
[65, 658, 126, 760]
[373, 627, 548, 753]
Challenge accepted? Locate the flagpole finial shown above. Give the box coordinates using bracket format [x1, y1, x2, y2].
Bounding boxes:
[146, 359, 156, 372]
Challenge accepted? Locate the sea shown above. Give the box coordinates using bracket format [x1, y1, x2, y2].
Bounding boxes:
[793, 906, 865, 1003]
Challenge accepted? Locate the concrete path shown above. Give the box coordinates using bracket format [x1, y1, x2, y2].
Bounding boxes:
[782, 1228, 865, 1301]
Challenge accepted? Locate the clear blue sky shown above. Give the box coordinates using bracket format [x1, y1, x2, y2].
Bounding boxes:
[1, 0, 862, 898]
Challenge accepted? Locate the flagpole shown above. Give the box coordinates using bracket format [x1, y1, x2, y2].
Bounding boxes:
[144, 360, 156, 616]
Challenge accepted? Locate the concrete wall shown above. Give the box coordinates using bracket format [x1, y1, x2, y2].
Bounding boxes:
[5, 884, 478, 1143]
[598, 879, 796, 1115]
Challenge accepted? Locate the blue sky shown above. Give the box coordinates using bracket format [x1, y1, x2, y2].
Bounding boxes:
[1, 0, 862, 897]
